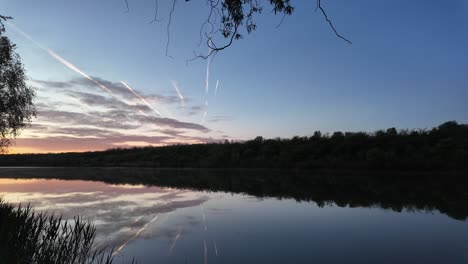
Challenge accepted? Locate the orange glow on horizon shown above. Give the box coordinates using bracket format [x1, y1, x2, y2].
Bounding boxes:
[7, 146, 96, 154]
[0, 178, 39, 185]
[7, 139, 206, 154]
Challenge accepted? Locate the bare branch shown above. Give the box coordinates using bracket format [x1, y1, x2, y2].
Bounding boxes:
[159, 0, 350, 60]
[188, 27, 238, 61]
[0, 15, 13, 33]
[166, 0, 177, 58]
[316, 0, 352, 44]
[197, 0, 222, 47]
[149, 0, 161, 23]
[275, 13, 287, 29]
[123, 0, 129, 13]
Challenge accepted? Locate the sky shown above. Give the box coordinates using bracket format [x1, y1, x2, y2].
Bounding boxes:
[2, 0, 467, 153]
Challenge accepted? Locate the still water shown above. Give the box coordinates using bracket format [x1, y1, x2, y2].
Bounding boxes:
[0, 168, 467, 263]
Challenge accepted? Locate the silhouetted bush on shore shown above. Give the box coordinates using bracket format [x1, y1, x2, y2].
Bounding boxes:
[0, 198, 114, 264]
[1, 121, 467, 170]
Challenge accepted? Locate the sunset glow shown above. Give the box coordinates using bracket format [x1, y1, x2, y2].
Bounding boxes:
[1, 0, 466, 154]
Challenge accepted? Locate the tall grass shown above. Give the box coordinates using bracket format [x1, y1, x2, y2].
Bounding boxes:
[0, 198, 114, 264]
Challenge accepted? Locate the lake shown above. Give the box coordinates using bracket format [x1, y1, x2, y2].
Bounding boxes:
[0, 168, 467, 263]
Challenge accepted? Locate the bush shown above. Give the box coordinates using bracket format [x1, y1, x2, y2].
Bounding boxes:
[0, 198, 114, 264]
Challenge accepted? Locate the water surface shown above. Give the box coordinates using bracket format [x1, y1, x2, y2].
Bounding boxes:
[0, 168, 467, 263]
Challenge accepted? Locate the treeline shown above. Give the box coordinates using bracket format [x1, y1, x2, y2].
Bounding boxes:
[1, 121, 467, 169]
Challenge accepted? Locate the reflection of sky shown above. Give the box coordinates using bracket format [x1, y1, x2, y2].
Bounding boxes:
[2, 178, 468, 263]
[0, 178, 211, 258]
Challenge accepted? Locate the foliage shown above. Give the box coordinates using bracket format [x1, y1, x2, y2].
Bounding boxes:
[1, 121, 467, 170]
[0, 16, 36, 152]
[0, 198, 114, 264]
[220, 0, 293, 39]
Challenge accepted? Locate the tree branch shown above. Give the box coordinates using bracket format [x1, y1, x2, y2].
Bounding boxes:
[149, 0, 161, 23]
[188, 27, 238, 61]
[166, 0, 177, 58]
[123, 0, 129, 13]
[316, 0, 352, 44]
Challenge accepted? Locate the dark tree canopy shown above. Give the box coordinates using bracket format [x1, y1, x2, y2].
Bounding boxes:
[0, 16, 36, 152]
[2, 121, 467, 170]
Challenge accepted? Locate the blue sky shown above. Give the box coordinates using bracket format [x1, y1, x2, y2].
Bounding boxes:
[2, 0, 467, 152]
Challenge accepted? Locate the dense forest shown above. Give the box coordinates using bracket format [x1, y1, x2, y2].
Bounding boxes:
[1, 121, 467, 170]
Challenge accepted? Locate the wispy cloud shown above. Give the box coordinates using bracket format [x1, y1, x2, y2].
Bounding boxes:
[32, 79, 74, 89]
[35, 78, 184, 106]
[9, 24, 227, 153]
[185, 105, 204, 116]
[13, 77, 221, 153]
[207, 116, 234, 123]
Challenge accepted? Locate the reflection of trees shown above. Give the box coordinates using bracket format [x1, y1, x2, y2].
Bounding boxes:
[1, 168, 467, 221]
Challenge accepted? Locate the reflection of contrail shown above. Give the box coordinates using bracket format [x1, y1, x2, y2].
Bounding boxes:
[215, 80, 219, 96]
[204, 239, 208, 264]
[113, 215, 159, 256]
[170, 80, 185, 106]
[168, 227, 183, 255]
[9, 23, 114, 95]
[121, 81, 161, 116]
[201, 206, 207, 231]
[213, 240, 218, 256]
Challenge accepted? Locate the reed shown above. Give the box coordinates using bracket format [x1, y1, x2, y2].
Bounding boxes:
[0, 198, 114, 264]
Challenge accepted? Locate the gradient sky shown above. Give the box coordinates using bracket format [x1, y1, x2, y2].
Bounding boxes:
[2, 0, 467, 153]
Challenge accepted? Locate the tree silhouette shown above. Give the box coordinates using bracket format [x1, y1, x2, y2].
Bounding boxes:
[1, 121, 466, 170]
[0, 16, 36, 152]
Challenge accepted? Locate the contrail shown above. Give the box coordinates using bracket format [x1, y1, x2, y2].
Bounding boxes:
[205, 55, 211, 96]
[202, 100, 208, 123]
[8, 23, 114, 95]
[120, 81, 162, 116]
[9, 24, 170, 119]
[202, 41, 214, 122]
[138, 110, 149, 117]
[170, 80, 185, 106]
[7, 22, 47, 50]
[47, 49, 114, 94]
[113, 215, 159, 256]
[215, 80, 219, 96]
